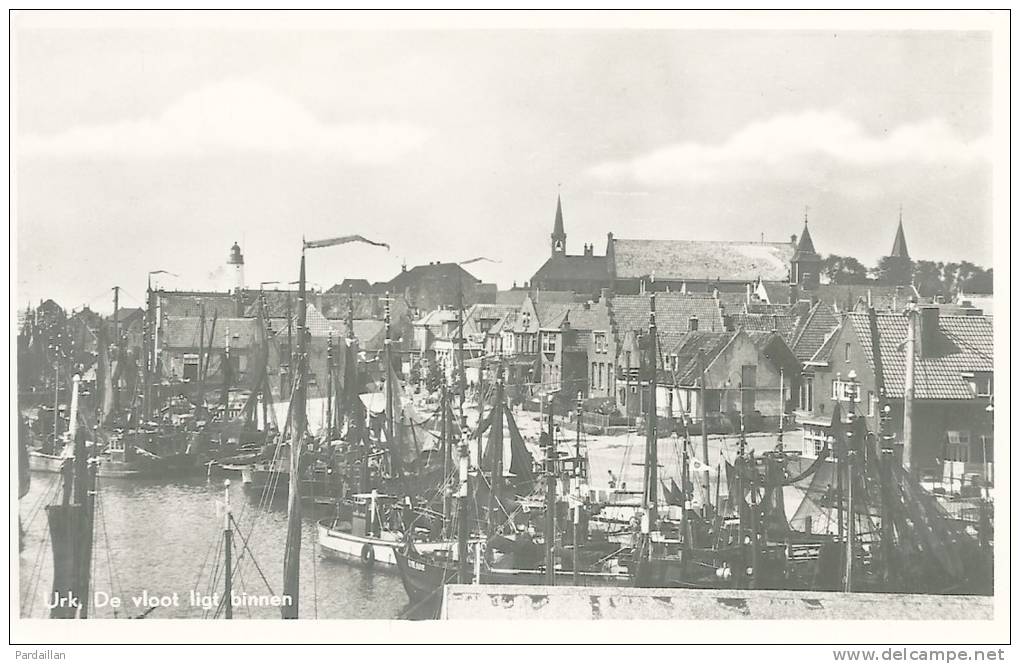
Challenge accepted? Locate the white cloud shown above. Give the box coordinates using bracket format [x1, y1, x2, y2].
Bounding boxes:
[588, 110, 991, 185]
[19, 79, 431, 162]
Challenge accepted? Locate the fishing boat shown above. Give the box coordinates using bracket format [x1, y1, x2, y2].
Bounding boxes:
[316, 297, 458, 567]
[395, 295, 992, 613]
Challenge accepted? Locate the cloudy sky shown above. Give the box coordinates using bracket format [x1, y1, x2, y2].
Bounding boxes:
[14, 15, 995, 313]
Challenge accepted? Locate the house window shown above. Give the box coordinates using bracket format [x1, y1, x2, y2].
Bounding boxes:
[867, 391, 876, 417]
[598, 363, 604, 390]
[182, 353, 200, 382]
[945, 430, 972, 463]
[542, 333, 557, 353]
[704, 390, 722, 413]
[591, 362, 597, 389]
[799, 381, 813, 411]
[831, 379, 860, 403]
[844, 343, 851, 363]
[594, 332, 608, 354]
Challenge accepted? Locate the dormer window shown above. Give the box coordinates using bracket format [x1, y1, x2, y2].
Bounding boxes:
[965, 372, 993, 397]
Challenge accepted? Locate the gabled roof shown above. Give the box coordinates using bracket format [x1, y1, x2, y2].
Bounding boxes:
[610, 293, 725, 349]
[563, 301, 611, 332]
[613, 238, 794, 282]
[326, 278, 373, 294]
[660, 331, 738, 386]
[108, 307, 144, 324]
[384, 262, 480, 291]
[728, 312, 801, 342]
[290, 303, 343, 338]
[846, 311, 993, 400]
[535, 302, 572, 330]
[335, 319, 387, 351]
[494, 290, 530, 305]
[531, 255, 609, 285]
[790, 301, 840, 362]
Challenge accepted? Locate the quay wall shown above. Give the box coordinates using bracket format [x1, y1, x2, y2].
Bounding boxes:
[440, 584, 992, 621]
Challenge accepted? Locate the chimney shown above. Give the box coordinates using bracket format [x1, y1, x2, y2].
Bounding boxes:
[918, 305, 941, 358]
[746, 282, 752, 304]
[688, 315, 699, 331]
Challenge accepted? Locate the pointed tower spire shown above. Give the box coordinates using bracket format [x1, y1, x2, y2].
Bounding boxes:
[790, 208, 821, 290]
[890, 210, 909, 259]
[550, 193, 566, 257]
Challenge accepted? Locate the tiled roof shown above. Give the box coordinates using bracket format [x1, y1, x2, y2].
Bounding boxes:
[660, 331, 738, 386]
[610, 293, 725, 349]
[157, 291, 239, 318]
[163, 317, 259, 349]
[563, 302, 611, 332]
[810, 284, 918, 313]
[729, 312, 800, 342]
[613, 239, 794, 282]
[535, 302, 572, 329]
[790, 301, 840, 362]
[759, 280, 792, 305]
[848, 312, 993, 400]
[326, 278, 373, 294]
[493, 290, 530, 305]
[335, 319, 387, 351]
[715, 291, 750, 314]
[531, 255, 609, 284]
[414, 309, 458, 327]
[489, 311, 517, 335]
[296, 303, 345, 338]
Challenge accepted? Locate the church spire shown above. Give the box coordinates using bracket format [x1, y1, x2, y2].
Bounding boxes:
[551, 194, 566, 257]
[795, 216, 817, 255]
[890, 210, 910, 259]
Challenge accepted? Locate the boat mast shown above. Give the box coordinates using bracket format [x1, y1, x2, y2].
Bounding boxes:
[441, 381, 450, 536]
[698, 350, 711, 511]
[326, 332, 334, 440]
[197, 302, 206, 417]
[281, 251, 307, 620]
[112, 286, 120, 414]
[545, 393, 556, 586]
[643, 292, 658, 530]
[456, 411, 471, 584]
[223, 479, 233, 620]
[868, 306, 897, 585]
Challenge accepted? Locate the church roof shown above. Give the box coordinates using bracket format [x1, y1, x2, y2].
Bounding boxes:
[612, 238, 794, 282]
[552, 195, 565, 238]
[890, 220, 910, 259]
[532, 254, 609, 285]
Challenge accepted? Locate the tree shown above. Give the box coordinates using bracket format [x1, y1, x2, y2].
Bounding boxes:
[912, 260, 946, 299]
[871, 256, 914, 287]
[823, 255, 870, 285]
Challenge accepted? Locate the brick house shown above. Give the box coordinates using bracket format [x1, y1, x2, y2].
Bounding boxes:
[793, 307, 993, 486]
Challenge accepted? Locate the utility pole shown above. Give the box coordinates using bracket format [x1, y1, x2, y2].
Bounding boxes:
[902, 303, 917, 474]
[223, 480, 233, 619]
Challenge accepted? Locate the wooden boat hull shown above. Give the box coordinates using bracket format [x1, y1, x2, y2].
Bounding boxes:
[316, 519, 453, 569]
[28, 451, 66, 473]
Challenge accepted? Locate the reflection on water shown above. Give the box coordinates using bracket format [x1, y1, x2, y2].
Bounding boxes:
[18, 471, 409, 619]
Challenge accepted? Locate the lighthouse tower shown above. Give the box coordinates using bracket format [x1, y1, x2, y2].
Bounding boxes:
[228, 241, 245, 291]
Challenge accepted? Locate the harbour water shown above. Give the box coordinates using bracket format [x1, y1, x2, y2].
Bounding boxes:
[18, 470, 409, 620]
